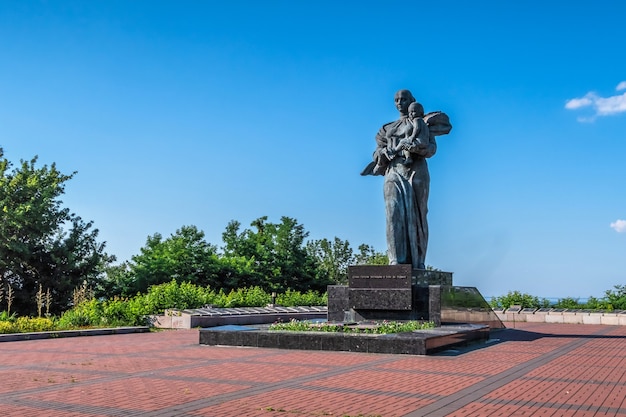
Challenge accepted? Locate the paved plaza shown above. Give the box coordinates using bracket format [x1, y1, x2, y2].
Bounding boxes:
[0, 322, 624, 416]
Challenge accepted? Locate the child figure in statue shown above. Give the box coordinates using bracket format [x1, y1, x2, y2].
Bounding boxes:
[395, 102, 428, 166]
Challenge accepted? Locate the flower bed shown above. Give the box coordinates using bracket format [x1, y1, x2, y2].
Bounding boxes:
[268, 319, 435, 334]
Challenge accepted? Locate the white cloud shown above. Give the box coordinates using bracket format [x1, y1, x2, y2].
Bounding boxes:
[610, 219, 626, 233]
[565, 94, 594, 109]
[595, 92, 626, 115]
[566, 84, 626, 121]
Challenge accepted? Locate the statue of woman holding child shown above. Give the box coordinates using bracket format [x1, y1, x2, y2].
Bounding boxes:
[362, 89, 452, 269]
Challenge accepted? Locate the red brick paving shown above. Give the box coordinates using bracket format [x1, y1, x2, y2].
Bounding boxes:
[0, 322, 624, 416]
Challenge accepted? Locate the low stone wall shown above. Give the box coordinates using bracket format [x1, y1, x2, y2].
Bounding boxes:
[494, 308, 626, 326]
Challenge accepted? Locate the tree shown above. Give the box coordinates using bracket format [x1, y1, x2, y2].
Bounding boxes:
[124, 226, 218, 295]
[605, 285, 626, 310]
[222, 216, 331, 292]
[354, 244, 389, 266]
[0, 149, 112, 315]
[306, 237, 353, 284]
[488, 290, 546, 309]
[107, 225, 258, 296]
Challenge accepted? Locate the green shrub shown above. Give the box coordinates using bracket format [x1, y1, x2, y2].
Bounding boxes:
[220, 286, 271, 307]
[0, 321, 15, 333]
[604, 285, 626, 310]
[48, 282, 327, 329]
[101, 297, 141, 326]
[0, 317, 56, 333]
[0, 311, 17, 322]
[490, 291, 544, 309]
[140, 280, 217, 313]
[14, 317, 55, 332]
[584, 296, 612, 310]
[553, 297, 582, 309]
[490, 286, 626, 311]
[57, 308, 94, 329]
[277, 289, 326, 306]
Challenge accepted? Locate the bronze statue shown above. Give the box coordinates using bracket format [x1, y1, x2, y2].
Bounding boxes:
[362, 89, 452, 269]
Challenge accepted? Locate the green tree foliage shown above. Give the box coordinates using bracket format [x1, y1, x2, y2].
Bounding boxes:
[604, 285, 626, 310]
[96, 214, 389, 299]
[354, 244, 389, 266]
[305, 239, 390, 284]
[99, 261, 134, 297]
[101, 225, 257, 296]
[102, 218, 388, 297]
[583, 285, 626, 310]
[129, 225, 218, 294]
[306, 237, 353, 284]
[553, 297, 581, 309]
[0, 150, 112, 315]
[489, 290, 549, 309]
[490, 287, 626, 311]
[222, 216, 331, 292]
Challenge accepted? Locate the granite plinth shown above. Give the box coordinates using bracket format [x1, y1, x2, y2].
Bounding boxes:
[349, 288, 412, 310]
[199, 323, 489, 355]
[347, 265, 412, 311]
[348, 265, 413, 311]
[348, 265, 412, 288]
[328, 282, 501, 328]
[328, 283, 434, 322]
[327, 285, 350, 322]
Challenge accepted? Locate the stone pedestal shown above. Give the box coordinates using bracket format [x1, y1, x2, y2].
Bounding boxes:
[327, 265, 503, 329]
[327, 265, 446, 325]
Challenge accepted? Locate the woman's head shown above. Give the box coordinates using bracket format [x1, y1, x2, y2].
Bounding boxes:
[394, 90, 416, 115]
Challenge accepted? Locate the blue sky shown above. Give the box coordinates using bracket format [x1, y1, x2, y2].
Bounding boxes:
[1, 1, 625, 299]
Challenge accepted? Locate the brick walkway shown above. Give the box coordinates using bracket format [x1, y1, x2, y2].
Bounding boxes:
[0, 322, 624, 416]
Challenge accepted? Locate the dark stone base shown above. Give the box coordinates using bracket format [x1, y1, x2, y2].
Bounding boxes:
[198, 323, 490, 355]
[327, 284, 439, 324]
[328, 264, 504, 329]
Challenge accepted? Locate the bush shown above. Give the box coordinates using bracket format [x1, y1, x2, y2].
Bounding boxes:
[553, 297, 581, 309]
[605, 285, 626, 310]
[490, 291, 546, 309]
[221, 286, 271, 307]
[0, 311, 17, 322]
[490, 286, 626, 311]
[15, 317, 56, 332]
[139, 280, 217, 313]
[57, 308, 94, 329]
[0, 321, 15, 333]
[277, 289, 326, 306]
[56, 299, 104, 329]
[0, 317, 55, 333]
[101, 297, 143, 326]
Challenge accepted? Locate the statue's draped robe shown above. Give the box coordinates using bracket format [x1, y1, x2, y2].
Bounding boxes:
[374, 116, 436, 269]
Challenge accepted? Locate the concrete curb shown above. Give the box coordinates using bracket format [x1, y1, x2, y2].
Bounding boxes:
[0, 326, 151, 343]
